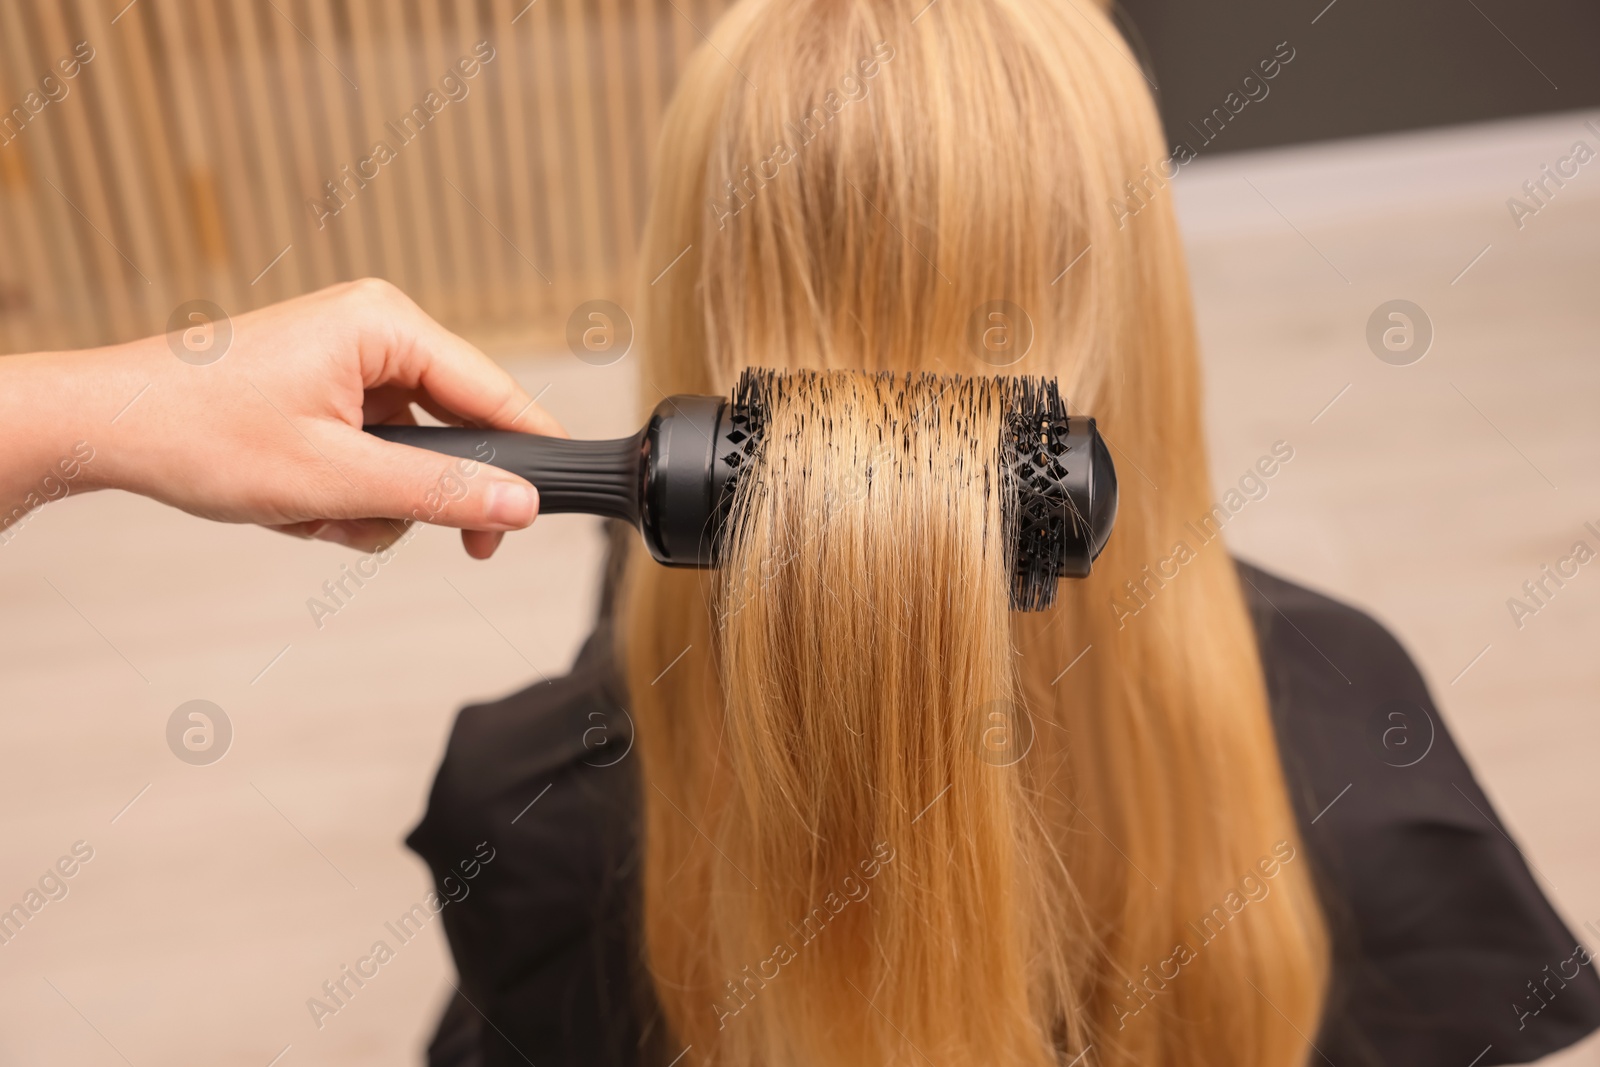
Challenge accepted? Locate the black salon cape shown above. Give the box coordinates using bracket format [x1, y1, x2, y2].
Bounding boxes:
[406, 558, 1600, 1067]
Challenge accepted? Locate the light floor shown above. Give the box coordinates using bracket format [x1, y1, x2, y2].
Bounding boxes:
[0, 111, 1596, 1065]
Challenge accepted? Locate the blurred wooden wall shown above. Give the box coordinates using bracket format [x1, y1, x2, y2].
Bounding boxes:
[0, 0, 729, 355]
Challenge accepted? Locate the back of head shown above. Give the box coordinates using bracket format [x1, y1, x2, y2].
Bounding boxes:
[622, 0, 1328, 1063]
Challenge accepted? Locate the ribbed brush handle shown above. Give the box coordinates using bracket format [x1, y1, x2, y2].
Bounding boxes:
[364, 425, 644, 524]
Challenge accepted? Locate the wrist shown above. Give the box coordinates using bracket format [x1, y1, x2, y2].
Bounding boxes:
[75, 336, 169, 495]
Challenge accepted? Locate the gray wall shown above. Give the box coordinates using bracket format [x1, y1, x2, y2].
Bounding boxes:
[1115, 0, 1598, 153]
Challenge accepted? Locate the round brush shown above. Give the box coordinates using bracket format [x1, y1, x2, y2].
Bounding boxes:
[365, 369, 1116, 610]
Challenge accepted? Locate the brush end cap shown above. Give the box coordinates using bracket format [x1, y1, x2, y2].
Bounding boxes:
[1084, 423, 1118, 567]
[1049, 416, 1117, 582]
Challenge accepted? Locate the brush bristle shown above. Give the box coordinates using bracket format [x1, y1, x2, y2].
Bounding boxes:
[723, 369, 1077, 612]
[1002, 377, 1074, 611]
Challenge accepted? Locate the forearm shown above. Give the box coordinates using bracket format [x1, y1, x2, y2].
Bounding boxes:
[0, 344, 151, 526]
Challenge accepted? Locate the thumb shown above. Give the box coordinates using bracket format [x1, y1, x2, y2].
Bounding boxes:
[334, 434, 540, 531]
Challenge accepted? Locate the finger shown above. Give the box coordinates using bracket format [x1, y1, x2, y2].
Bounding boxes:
[321, 431, 540, 530]
[311, 518, 413, 552]
[266, 518, 412, 552]
[268, 520, 330, 540]
[412, 391, 474, 428]
[461, 529, 504, 559]
[364, 288, 568, 438]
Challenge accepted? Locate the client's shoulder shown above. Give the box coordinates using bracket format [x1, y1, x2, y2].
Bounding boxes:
[447, 627, 629, 790]
[1233, 558, 1425, 704]
[1233, 558, 1600, 1065]
[406, 622, 637, 872]
[1230, 556, 1453, 816]
[404, 622, 647, 1061]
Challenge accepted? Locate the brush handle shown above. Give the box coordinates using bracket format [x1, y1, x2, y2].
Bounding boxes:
[364, 425, 644, 524]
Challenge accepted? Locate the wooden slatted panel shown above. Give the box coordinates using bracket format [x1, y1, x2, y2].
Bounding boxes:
[0, 3, 100, 350]
[0, 0, 734, 355]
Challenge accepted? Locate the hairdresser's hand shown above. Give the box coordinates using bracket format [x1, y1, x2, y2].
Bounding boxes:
[0, 279, 564, 559]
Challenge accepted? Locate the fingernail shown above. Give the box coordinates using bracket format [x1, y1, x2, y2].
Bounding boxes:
[485, 480, 538, 529]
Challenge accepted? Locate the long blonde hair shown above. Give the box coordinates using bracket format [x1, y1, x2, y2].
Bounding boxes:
[620, 0, 1329, 1063]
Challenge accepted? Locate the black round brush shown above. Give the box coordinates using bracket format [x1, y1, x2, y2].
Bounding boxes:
[365, 369, 1116, 610]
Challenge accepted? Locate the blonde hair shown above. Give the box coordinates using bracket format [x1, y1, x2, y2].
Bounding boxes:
[621, 0, 1329, 1062]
